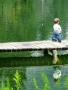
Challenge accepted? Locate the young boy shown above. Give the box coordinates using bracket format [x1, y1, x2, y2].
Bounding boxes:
[52, 18, 62, 42]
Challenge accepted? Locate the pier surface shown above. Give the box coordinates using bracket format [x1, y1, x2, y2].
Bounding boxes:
[0, 40, 68, 52]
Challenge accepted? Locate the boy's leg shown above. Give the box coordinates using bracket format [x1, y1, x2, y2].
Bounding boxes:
[57, 33, 62, 42]
[52, 33, 57, 41]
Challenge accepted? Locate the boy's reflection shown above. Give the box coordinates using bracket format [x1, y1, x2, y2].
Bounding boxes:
[53, 66, 61, 82]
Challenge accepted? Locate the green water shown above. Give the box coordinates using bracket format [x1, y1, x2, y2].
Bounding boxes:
[0, 0, 68, 90]
[0, 0, 68, 57]
[0, 0, 68, 42]
[0, 66, 68, 90]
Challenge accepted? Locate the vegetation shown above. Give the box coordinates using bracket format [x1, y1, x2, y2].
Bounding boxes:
[55, 77, 61, 90]
[0, 70, 22, 90]
[13, 70, 22, 90]
[33, 70, 52, 90]
[1, 77, 13, 90]
[33, 70, 68, 90]
[0, 70, 68, 90]
[64, 76, 68, 90]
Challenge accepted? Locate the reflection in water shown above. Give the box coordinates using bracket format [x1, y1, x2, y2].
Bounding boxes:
[52, 50, 58, 64]
[48, 50, 59, 64]
[48, 49, 64, 64]
[0, 56, 53, 67]
[0, 54, 68, 67]
[53, 66, 61, 82]
[0, 66, 68, 90]
[31, 51, 44, 57]
[53, 57, 60, 64]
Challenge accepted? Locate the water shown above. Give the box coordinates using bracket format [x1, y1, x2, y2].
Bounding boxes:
[0, 66, 68, 90]
[0, 0, 68, 90]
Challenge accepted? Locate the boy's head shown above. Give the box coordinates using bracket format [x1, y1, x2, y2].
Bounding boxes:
[54, 18, 59, 24]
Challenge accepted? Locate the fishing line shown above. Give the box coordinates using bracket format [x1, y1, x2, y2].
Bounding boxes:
[41, 1, 54, 26]
[45, 4, 54, 20]
[42, 0, 53, 20]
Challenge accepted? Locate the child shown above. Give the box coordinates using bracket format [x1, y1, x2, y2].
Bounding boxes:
[52, 18, 62, 42]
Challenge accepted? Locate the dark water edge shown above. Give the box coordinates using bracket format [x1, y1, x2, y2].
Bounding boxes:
[0, 56, 52, 67]
[0, 54, 68, 67]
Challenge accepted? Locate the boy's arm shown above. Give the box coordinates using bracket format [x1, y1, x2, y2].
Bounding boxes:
[59, 25, 62, 33]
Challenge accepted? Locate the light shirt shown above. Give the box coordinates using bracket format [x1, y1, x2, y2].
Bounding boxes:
[53, 24, 62, 33]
